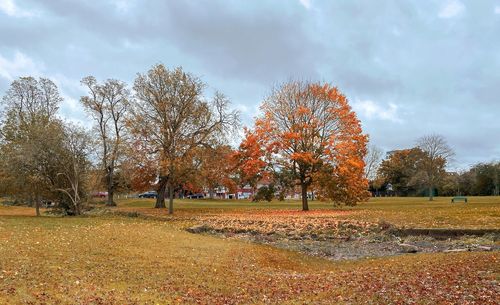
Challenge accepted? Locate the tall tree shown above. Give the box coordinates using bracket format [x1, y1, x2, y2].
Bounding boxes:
[0, 77, 62, 216]
[80, 77, 130, 206]
[252, 81, 368, 210]
[129, 64, 238, 214]
[416, 135, 454, 201]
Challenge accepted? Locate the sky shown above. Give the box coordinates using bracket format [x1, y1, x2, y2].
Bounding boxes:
[0, 0, 499, 170]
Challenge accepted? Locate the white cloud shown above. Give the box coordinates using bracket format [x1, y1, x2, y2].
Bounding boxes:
[0, 51, 42, 80]
[0, 0, 34, 17]
[438, 0, 465, 18]
[299, 0, 311, 10]
[495, 5, 500, 14]
[352, 99, 402, 123]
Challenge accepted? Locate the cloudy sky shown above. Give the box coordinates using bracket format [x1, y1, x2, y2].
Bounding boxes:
[1, 0, 499, 169]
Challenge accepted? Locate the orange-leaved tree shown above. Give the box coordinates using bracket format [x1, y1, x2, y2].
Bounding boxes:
[254, 81, 369, 210]
[232, 127, 268, 198]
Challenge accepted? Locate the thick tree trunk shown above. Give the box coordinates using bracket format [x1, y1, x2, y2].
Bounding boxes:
[155, 176, 167, 208]
[301, 183, 309, 211]
[428, 185, 434, 201]
[106, 189, 115, 206]
[168, 183, 174, 215]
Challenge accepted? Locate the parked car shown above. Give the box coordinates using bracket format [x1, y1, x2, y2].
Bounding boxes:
[92, 191, 108, 198]
[138, 191, 158, 198]
[187, 193, 204, 199]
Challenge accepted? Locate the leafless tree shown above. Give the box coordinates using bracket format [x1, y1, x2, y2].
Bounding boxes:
[364, 145, 383, 181]
[80, 77, 130, 206]
[417, 134, 454, 201]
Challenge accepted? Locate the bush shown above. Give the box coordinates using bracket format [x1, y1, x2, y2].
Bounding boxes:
[253, 185, 275, 202]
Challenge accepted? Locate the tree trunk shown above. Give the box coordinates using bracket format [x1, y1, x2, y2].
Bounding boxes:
[155, 176, 167, 208]
[428, 185, 434, 201]
[301, 183, 309, 211]
[209, 188, 214, 199]
[168, 183, 174, 215]
[35, 193, 41, 217]
[106, 167, 116, 206]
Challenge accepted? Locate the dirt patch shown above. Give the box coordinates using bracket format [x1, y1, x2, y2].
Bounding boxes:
[186, 215, 499, 261]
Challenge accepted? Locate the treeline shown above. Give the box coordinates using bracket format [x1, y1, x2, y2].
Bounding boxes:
[2, 64, 495, 216]
[368, 146, 500, 197]
[0, 65, 239, 215]
[0, 64, 370, 214]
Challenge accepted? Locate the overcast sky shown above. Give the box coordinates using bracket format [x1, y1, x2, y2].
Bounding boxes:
[0, 0, 499, 169]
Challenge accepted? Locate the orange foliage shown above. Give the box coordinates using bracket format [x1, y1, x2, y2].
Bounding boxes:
[252, 81, 369, 207]
[232, 128, 267, 190]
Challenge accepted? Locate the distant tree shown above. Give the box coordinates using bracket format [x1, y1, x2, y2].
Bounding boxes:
[416, 135, 454, 201]
[252, 81, 368, 210]
[271, 168, 294, 201]
[457, 170, 476, 196]
[364, 145, 383, 181]
[378, 148, 426, 196]
[80, 77, 130, 206]
[198, 145, 236, 199]
[232, 128, 267, 197]
[470, 162, 500, 195]
[254, 185, 275, 202]
[440, 172, 460, 196]
[129, 64, 239, 214]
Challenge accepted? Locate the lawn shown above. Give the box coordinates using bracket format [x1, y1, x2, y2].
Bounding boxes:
[0, 197, 499, 304]
[0, 214, 498, 304]
[117, 196, 500, 229]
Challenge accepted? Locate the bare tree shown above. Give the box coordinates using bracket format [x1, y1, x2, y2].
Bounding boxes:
[130, 64, 239, 214]
[364, 145, 383, 181]
[80, 77, 130, 206]
[417, 134, 454, 201]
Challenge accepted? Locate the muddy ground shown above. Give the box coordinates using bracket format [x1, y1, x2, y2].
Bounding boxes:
[188, 224, 499, 261]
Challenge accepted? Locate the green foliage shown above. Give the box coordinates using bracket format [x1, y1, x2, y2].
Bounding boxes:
[253, 184, 275, 202]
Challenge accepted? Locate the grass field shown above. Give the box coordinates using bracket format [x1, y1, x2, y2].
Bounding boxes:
[0, 197, 499, 304]
[116, 196, 500, 229]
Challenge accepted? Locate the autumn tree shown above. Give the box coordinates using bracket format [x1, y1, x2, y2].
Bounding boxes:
[0, 77, 63, 216]
[252, 81, 368, 210]
[129, 64, 239, 213]
[80, 77, 130, 206]
[378, 148, 425, 196]
[416, 134, 454, 201]
[54, 124, 91, 215]
[198, 145, 237, 199]
[232, 128, 267, 198]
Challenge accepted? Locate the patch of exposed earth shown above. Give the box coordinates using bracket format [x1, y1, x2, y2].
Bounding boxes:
[186, 217, 499, 261]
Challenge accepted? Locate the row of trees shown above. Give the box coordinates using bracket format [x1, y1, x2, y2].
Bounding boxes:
[0, 65, 371, 214]
[366, 137, 499, 198]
